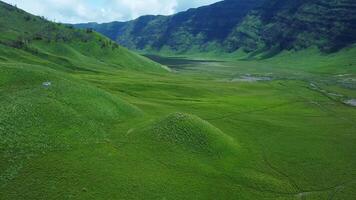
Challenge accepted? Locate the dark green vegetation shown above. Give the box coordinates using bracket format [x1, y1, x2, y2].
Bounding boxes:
[1, 1, 356, 200]
[75, 0, 356, 58]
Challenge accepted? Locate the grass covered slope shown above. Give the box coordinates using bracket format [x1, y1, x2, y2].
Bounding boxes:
[0, 1, 162, 194]
[0, 63, 142, 188]
[0, 1, 166, 72]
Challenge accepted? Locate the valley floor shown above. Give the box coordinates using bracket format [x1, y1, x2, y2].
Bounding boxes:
[1, 53, 356, 199]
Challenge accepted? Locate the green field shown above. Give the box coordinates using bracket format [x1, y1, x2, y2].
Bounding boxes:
[1, 1, 356, 199]
[1, 45, 356, 199]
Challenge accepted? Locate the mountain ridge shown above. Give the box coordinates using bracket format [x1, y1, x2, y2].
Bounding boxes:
[75, 0, 356, 58]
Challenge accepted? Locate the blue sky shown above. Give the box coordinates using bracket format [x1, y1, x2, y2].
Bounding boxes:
[3, 0, 221, 23]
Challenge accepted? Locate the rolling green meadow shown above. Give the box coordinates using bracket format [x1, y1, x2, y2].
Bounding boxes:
[1, 1, 356, 199]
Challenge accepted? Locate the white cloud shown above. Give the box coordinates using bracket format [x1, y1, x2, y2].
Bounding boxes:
[2, 0, 221, 23]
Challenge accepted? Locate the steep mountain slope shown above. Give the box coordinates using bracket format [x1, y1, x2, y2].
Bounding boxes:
[76, 0, 356, 57]
[75, 0, 265, 53]
[225, 0, 356, 57]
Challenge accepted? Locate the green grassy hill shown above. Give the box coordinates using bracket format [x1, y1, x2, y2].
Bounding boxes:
[0, 64, 142, 186]
[0, 1, 166, 72]
[0, 1, 164, 195]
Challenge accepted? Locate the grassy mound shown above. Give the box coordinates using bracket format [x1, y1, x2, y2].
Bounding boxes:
[130, 113, 238, 157]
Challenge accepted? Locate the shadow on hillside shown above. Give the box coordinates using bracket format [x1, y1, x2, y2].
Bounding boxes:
[143, 54, 224, 70]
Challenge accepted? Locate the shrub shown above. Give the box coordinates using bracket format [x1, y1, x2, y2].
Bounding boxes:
[33, 33, 43, 41]
[24, 16, 31, 21]
[11, 38, 27, 49]
[86, 28, 93, 33]
[112, 43, 119, 50]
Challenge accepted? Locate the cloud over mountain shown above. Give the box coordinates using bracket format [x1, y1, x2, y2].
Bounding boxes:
[3, 0, 220, 23]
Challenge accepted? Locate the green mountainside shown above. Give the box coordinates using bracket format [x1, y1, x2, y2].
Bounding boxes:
[0, 1, 165, 72]
[75, 0, 356, 57]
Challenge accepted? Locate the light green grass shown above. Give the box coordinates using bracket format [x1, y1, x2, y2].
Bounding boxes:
[1, 1, 356, 199]
[1, 50, 356, 199]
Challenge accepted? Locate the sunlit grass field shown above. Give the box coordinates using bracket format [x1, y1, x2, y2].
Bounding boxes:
[1, 45, 355, 199]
